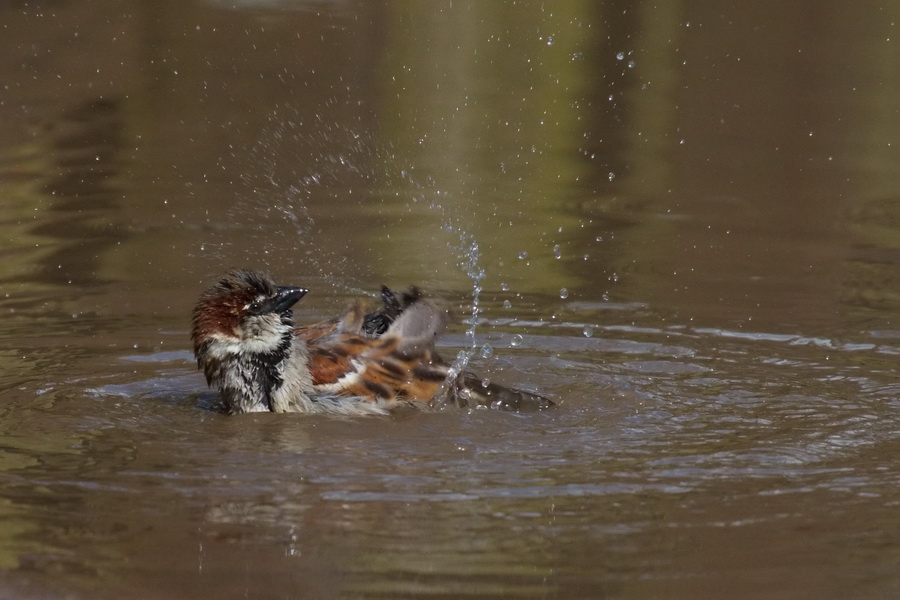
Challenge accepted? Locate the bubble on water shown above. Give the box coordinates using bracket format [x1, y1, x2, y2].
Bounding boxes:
[583, 324, 595, 338]
[481, 378, 491, 388]
[480, 344, 493, 359]
[553, 244, 562, 259]
[546, 36, 554, 46]
[608, 172, 616, 181]
[616, 51, 625, 60]
[518, 251, 528, 260]
[500, 282, 510, 292]
[510, 334, 524, 347]
[503, 299, 512, 309]
[559, 287, 569, 299]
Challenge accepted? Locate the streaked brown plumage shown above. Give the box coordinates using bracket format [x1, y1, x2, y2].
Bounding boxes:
[191, 269, 553, 415]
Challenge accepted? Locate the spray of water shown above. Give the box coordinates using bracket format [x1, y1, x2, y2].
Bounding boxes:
[393, 169, 489, 381]
[444, 227, 485, 381]
[226, 110, 386, 297]
[232, 110, 491, 387]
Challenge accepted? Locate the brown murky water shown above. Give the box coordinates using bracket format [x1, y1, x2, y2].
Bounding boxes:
[1, 1, 899, 599]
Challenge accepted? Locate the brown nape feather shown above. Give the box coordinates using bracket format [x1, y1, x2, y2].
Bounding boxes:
[191, 270, 271, 357]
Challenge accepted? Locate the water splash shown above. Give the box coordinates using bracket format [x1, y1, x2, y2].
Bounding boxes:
[227, 109, 388, 296]
[420, 188, 488, 378]
[237, 109, 495, 382]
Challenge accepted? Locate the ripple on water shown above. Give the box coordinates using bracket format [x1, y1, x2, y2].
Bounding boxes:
[28, 311, 897, 520]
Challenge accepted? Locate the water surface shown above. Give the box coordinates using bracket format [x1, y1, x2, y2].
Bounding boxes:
[1, 1, 899, 599]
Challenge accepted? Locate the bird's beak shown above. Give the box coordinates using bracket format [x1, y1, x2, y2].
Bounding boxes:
[266, 286, 308, 314]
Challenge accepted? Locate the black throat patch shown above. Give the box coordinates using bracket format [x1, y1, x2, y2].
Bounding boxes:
[247, 312, 295, 411]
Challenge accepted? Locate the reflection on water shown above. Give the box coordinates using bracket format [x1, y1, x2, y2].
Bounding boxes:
[1, 98, 126, 288]
[1, 1, 900, 599]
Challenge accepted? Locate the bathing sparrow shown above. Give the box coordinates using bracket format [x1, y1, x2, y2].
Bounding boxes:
[191, 269, 553, 415]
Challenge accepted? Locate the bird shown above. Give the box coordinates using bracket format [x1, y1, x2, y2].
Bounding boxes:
[191, 269, 554, 416]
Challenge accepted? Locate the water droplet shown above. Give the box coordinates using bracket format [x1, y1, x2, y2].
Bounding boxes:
[518, 251, 528, 259]
[559, 287, 569, 299]
[616, 51, 625, 60]
[500, 282, 510, 292]
[510, 334, 524, 347]
[546, 36, 554, 46]
[583, 324, 595, 338]
[608, 172, 616, 181]
[481, 378, 491, 388]
[481, 344, 493, 358]
[553, 244, 562, 259]
[503, 299, 512, 309]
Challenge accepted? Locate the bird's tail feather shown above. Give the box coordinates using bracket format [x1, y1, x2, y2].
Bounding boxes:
[433, 372, 554, 412]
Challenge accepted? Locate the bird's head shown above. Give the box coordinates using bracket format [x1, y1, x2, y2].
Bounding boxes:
[191, 269, 308, 384]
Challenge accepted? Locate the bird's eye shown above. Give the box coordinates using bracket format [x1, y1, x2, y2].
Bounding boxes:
[247, 300, 264, 314]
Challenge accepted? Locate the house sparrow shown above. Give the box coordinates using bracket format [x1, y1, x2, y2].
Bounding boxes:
[191, 270, 554, 415]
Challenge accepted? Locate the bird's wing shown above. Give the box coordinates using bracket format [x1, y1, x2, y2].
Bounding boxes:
[307, 299, 450, 404]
